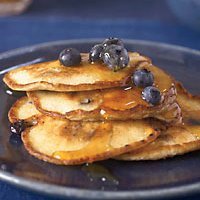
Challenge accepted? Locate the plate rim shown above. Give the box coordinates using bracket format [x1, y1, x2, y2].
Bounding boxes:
[1, 171, 200, 200]
[0, 38, 200, 60]
[0, 39, 200, 199]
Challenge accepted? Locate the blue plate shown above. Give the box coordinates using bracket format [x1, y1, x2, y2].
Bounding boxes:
[0, 39, 200, 199]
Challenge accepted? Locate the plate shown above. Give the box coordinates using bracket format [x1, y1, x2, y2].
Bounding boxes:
[0, 39, 200, 200]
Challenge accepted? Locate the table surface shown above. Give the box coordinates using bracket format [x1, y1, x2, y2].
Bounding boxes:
[0, 0, 200, 199]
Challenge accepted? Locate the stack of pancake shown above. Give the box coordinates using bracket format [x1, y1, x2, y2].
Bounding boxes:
[3, 52, 200, 165]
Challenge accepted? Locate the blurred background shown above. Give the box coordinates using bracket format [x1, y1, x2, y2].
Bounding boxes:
[0, 0, 200, 53]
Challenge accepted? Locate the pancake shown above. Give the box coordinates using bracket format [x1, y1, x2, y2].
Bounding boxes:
[116, 88, 200, 161]
[3, 53, 150, 92]
[8, 96, 40, 123]
[176, 82, 200, 120]
[22, 115, 160, 165]
[116, 125, 200, 160]
[8, 97, 160, 165]
[9, 91, 200, 163]
[27, 64, 181, 123]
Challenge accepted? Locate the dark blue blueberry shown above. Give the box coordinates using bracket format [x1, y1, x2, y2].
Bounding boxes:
[102, 37, 124, 48]
[142, 86, 161, 105]
[59, 48, 81, 66]
[132, 69, 154, 88]
[9, 133, 22, 147]
[102, 45, 129, 71]
[10, 120, 25, 135]
[89, 44, 104, 63]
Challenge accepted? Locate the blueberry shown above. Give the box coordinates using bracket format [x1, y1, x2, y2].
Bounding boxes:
[142, 86, 161, 105]
[102, 37, 124, 48]
[59, 48, 81, 66]
[10, 120, 25, 135]
[102, 45, 129, 71]
[9, 133, 22, 147]
[132, 69, 154, 88]
[89, 44, 104, 63]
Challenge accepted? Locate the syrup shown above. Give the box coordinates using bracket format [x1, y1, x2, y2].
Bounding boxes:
[82, 163, 119, 185]
[101, 86, 147, 111]
[52, 122, 113, 161]
[98, 63, 174, 113]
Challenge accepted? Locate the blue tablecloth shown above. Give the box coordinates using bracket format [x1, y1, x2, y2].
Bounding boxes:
[0, 0, 200, 199]
[0, 0, 200, 52]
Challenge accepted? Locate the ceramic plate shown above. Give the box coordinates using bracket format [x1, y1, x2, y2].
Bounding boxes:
[0, 39, 200, 199]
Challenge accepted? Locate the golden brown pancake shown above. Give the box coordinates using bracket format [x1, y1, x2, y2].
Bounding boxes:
[176, 82, 200, 120]
[27, 64, 181, 123]
[3, 53, 150, 92]
[8, 96, 40, 123]
[22, 115, 160, 165]
[8, 97, 160, 165]
[116, 85, 200, 161]
[9, 88, 200, 163]
[116, 125, 200, 160]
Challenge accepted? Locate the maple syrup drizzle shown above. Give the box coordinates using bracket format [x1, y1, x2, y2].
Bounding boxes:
[96, 64, 172, 113]
[82, 163, 119, 185]
[52, 122, 113, 160]
[101, 86, 147, 111]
